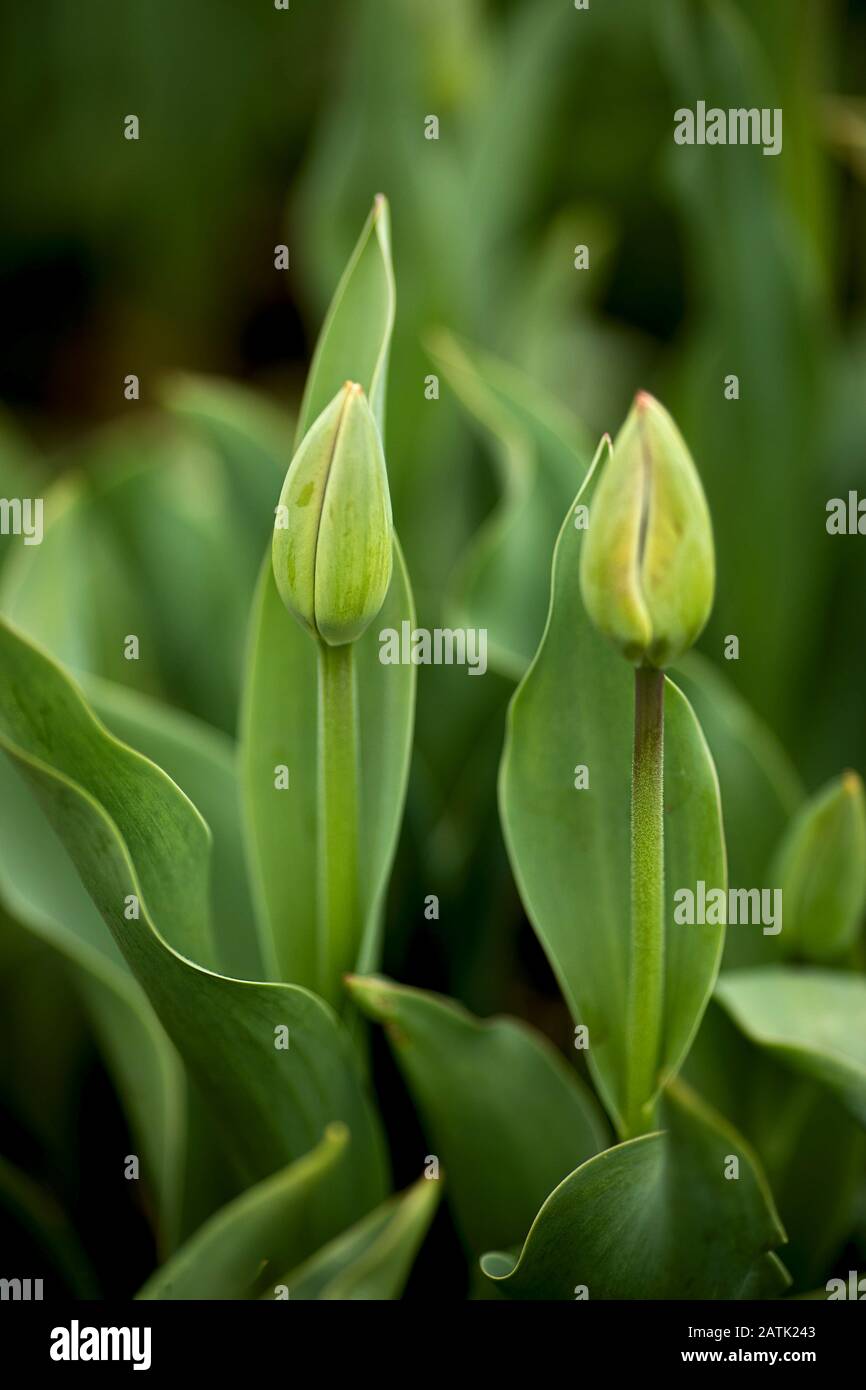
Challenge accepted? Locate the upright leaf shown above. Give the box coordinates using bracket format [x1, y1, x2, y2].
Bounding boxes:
[500, 472, 726, 1135]
[240, 198, 414, 996]
[297, 194, 395, 442]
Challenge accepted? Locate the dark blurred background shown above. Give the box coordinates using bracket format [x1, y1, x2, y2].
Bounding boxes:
[1, 0, 865, 1297]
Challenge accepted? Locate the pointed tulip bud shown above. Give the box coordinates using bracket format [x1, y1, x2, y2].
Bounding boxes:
[272, 382, 393, 646]
[772, 771, 866, 961]
[579, 392, 714, 668]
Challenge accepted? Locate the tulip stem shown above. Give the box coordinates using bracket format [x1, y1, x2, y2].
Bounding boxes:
[624, 665, 665, 1138]
[316, 640, 362, 1007]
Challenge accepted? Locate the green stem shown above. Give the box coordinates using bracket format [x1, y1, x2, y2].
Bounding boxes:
[316, 640, 361, 1007]
[624, 665, 665, 1137]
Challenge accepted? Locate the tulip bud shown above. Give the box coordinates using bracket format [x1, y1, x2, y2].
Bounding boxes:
[272, 382, 393, 646]
[579, 392, 714, 668]
[772, 771, 866, 961]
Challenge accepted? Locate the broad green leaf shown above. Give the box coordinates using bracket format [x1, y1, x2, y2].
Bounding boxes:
[716, 968, 866, 1127]
[675, 653, 802, 969]
[430, 330, 589, 679]
[0, 754, 187, 1247]
[481, 1081, 788, 1300]
[347, 974, 607, 1256]
[685, 1000, 866, 1289]
[0, 619, 387, 1224]
[138, 1125, 350, 1300]
[273, 1173, 440, 1301]
[500, 472, 726, 1135]
[297, 194, 395, 442]
[240, 196, 414, 1000]
[84, 675, 261, 982]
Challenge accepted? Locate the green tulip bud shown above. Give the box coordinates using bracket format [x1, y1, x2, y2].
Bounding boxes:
[772, 771, 866, 961]
[272, 382, 393, 646]
[579, 392, 714, 668]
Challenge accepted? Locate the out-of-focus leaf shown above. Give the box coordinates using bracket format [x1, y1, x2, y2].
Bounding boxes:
[430, 330, 589, 678]
[0, 620, 387, 1227]
[481, 1081, 788, 1300]
[716, 968, 866, 1126]
[770, 772, 866, 963]
[347, 975, 607, 1256]
[84, 675, 261, 982]
[500, 469, 726, 1135]
[0, 425, 260, 732]
[655, 0, 828, 735]
[161, 372, 290, 571]
[138, 1125, 350, 1300]
[675, 653, 802, 969]
[273, 1173, 440, 1301]
[240, 197, 414, 1001]
[1, 470, 163, 693]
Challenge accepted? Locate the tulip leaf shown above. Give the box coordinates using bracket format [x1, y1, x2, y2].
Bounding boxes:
[716, 968, 866, 1127]
[430, 329, 589, 680]
[684, 1000, 866, 1290]
[0, 619, 387, 1226]
[347, 974, 607, 1256]
[138, 1125, 351, 1300]
[297, 194, 395, 443]
[240, 195, 414, 1000]
[500, 475, 726, 1135]
[481, 1081, 789, 1300]
[0, 740, 188, 1247]
[0, 424, 276, 734]
[84, 675, 262, 982]
[272, 1173, 440, 1301]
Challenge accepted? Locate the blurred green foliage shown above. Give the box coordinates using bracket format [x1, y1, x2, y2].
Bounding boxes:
[1, 0, 866, 1297]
